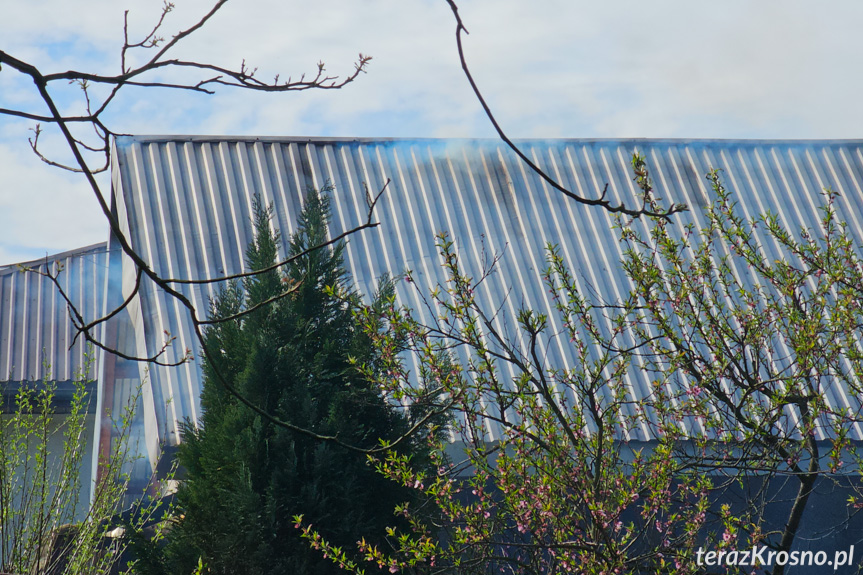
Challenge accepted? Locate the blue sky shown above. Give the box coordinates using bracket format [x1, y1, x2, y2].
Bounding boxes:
[3, 0, 863, 265]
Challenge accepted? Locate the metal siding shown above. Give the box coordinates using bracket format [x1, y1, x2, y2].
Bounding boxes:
[104, 137, 863, 454]
[0, 244, 108, 384]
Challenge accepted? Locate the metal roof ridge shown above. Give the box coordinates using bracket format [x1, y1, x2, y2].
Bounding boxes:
[112, 135, 863, 145]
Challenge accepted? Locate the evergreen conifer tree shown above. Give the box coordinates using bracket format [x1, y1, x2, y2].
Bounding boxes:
[163, 187, 425, 575]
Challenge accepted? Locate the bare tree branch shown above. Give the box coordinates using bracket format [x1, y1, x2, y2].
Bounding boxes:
[444, 0, 687, 219]
[0, 2, 405, 456]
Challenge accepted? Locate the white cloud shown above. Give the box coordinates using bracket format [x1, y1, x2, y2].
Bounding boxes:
[0, 142, 108, 263]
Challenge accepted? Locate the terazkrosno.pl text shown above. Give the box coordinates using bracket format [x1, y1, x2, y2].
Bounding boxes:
[696, 546, 855, 571]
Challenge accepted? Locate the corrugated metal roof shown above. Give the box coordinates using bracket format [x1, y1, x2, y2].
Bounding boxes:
[108, 136, 863, 452]
[0, 243, 108, 384]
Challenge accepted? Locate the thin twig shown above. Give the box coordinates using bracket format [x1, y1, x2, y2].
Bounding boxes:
[443, 0, 687, 219]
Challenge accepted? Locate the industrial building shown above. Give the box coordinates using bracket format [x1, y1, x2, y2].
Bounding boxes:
[3, 136, 863, 517]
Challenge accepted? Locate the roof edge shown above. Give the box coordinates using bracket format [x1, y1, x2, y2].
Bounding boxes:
[113, 135, 863, 146]
[0, 242, 109, 274]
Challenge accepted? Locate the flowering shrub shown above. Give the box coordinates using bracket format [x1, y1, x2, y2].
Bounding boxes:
[299, 156, 863, 575]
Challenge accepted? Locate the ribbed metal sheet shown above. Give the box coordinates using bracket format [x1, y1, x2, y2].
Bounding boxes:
[0, 243, 108, 384]
[109, 137, 863, 451]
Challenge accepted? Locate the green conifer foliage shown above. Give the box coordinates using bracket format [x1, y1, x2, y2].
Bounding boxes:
[166, 187, 421, 575]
